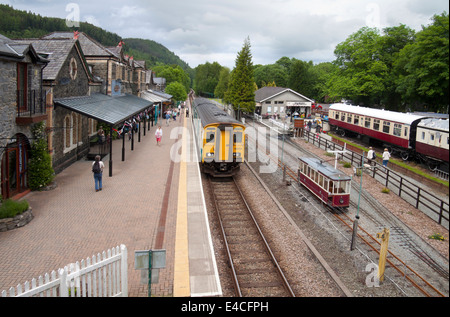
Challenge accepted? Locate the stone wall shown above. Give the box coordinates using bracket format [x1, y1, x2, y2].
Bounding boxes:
[0, 208, 33, 232]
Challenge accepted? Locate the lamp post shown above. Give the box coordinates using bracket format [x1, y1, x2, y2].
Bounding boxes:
[350, 151, 375, 251]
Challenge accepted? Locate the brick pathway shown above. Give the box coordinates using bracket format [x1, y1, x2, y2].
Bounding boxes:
[0, 117, 183, 297]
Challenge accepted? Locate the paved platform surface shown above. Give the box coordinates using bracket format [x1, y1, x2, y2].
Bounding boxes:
[0, 102, 221, 297]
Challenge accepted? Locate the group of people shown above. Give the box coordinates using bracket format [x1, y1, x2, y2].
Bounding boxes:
[367, 147, 391, 167]
[165, 108, 180, 125]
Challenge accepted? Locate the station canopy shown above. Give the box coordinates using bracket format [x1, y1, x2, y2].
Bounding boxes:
[54, 93, 154, 126]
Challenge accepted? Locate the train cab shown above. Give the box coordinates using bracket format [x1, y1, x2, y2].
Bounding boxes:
[298, 157, 352, 208]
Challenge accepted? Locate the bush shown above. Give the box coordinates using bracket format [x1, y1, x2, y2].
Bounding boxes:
[343, 162, 352, 168]
[28, 122, 55, 190]
[0, 199, 29, 219]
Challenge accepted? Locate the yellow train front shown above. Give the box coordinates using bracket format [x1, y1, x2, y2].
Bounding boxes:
[192, 98, 246, 177]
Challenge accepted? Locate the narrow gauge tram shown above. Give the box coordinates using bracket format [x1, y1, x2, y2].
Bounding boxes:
[192, 98, 246, 177]
[298, 157, 352, 208]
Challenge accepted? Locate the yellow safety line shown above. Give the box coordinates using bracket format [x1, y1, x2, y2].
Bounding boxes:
[173, 115, 190, 297]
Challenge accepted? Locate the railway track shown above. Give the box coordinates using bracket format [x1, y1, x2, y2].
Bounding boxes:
[246, 119, 448, 297]
[208, 176, 295, 297]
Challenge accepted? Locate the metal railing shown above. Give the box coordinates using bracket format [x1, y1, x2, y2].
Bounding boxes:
[16, 89, 46, 117]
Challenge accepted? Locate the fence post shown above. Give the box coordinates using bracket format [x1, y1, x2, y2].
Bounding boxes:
[416, 188, 421, 209]
[120, 244, 128, 297]
[59, 267, 68, 297]
[439, 201, 444, 225]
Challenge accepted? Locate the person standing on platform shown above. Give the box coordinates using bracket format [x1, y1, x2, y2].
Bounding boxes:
[92, 155, 104, 192]
[155, 126, 163, 146]
[367, 147, 375, 166]
[382, 148, 391, 167]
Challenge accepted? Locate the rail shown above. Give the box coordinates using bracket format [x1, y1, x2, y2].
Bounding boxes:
[304, 130, 449, 227]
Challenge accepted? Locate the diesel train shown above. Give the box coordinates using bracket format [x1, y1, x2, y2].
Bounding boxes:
[192, 98, 246, 177]
[328, 104, 449, 171]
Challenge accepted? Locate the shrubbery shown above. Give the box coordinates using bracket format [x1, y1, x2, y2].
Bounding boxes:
[28, 122, 55, 190]
[0, 199, 29, 219]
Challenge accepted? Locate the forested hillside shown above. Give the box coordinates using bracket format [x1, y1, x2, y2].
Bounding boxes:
[0, 4, 192, 73]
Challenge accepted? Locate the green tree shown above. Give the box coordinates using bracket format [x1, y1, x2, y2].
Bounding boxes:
[254, 64, 288, 88]
[214, 67, 231, 100]
[227, 37, 256, 115]
[377, 24, 416, 110]
[165, 82, 187, 102]
[394, 12, 449, 112]
[329, 27, 388, 106]
[288, 59, 317, 98]
[194, 62, 223, 97]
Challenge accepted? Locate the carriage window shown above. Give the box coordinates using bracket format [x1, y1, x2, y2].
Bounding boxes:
[383, 121, 390, 133]
[404, 127, 409, 137]
[430, 133, 435, 141]
[319, 174, 324, 187]
[422, 132, 426, 140]
[373, 119, 380, 131]
[354, 116, 359, 125]
[393, 124, 402, 137]
[335, 112, 339, 120]
[341, 113, 346, 121]
[347, 115, 352, 123]
[365, 118, 371, 128]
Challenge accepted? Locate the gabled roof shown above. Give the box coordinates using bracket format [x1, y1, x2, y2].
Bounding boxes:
[255, 86, 314, 103]
[14, 38, 88, 81]
[0, 33, 48, 63]
[42, 32, 114, 58]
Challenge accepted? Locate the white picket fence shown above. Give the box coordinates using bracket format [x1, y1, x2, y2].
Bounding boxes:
[1, 245, 128, 297]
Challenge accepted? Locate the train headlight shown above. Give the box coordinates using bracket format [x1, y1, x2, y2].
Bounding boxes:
[339, 197, 344, 204]
[206, 152, 215, 157]
[233, 152, 241, 158]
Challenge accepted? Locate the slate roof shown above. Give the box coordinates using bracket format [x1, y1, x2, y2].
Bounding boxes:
[43, 32, 113, 57]
[54, 93, 153, 126]
[255, 86, 314, 103]
[0, 33, 48, 63]
[13, 38, 78, 81]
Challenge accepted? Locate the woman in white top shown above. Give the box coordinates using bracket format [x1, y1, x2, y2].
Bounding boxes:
[382, 148, 391, 167]
[155, 126, 163, 146]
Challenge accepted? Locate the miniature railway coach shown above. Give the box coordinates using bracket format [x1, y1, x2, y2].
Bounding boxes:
[298, 157, 352, 208]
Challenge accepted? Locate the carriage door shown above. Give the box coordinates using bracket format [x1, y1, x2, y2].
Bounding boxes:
[218, 126, 234, 163]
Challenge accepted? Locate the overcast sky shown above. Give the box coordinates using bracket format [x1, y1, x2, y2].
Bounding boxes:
[2, 0, 448, 68]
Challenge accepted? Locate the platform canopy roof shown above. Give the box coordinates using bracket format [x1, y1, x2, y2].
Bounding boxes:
[54, 93, 153, 126]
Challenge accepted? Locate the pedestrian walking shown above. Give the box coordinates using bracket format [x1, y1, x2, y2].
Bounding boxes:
[367, 147, 375, 165]
[382, 148, 391, 167]
[165, 111, 171, 126]
[92, 155, 104, 192]
[155, 126, 163, 146]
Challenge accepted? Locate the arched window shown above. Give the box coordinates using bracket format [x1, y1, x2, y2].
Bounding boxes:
[65, 116, 71, 149]
[72, 113, 78, 145]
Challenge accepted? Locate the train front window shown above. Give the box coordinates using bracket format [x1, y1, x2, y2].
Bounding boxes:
[234, 132, 243, 144]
